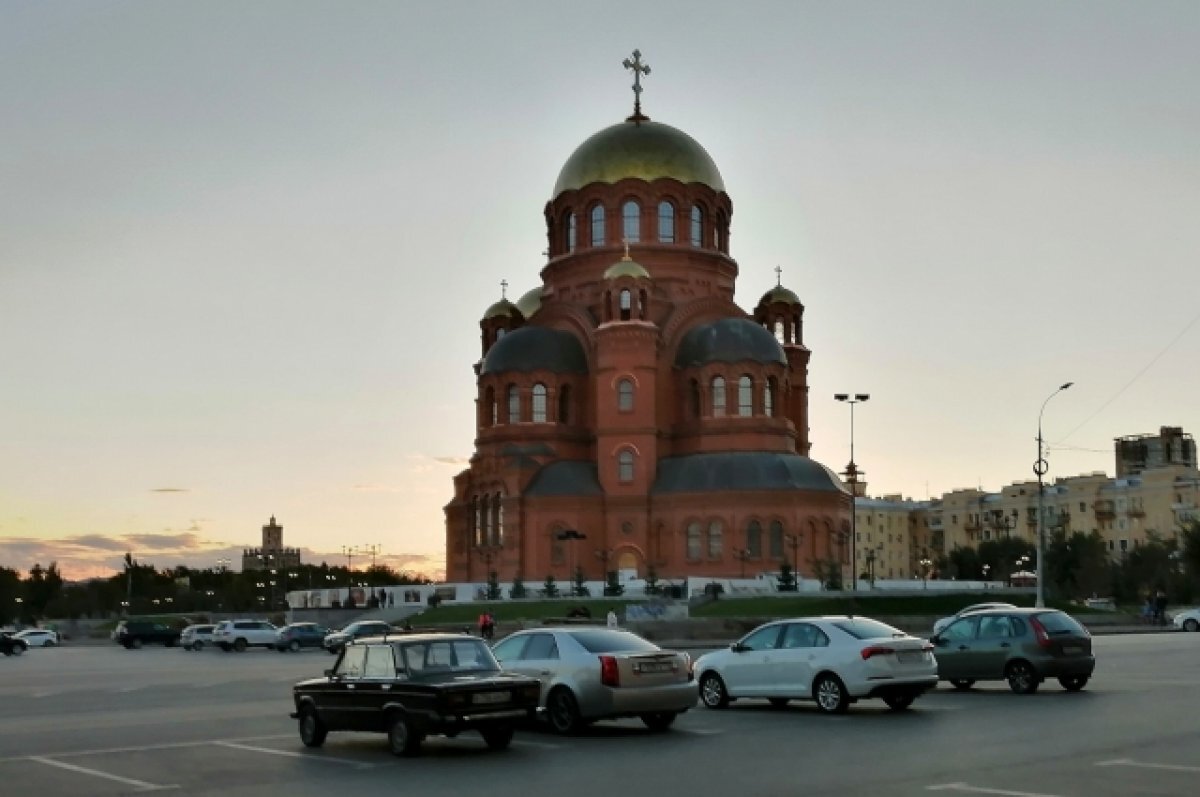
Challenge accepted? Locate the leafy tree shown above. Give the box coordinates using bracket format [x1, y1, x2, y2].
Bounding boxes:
[776, 562, 797, 592]
[1044, 530, 1109, 599]
[603, 570, 624, 597]
[811, 558, 842, 590]
[946, 547, 982, 580]
[571, 565, 590, 597]
[485, 570, 503, 601]
[509, 574, 527, 599]
[541, 574, 560, 598]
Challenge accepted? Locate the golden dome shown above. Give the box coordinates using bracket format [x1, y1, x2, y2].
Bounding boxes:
[482, 298, 519, 320]
[553, 119, 725, 197]
[515, 286, 543, 319]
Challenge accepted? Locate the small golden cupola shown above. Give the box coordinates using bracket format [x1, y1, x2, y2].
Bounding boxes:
[754, 266, 805, 347]
[479, 279, 524, 357]
[602, 243, 652, 322]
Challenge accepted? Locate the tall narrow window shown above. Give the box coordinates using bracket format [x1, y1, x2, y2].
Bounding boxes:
[532, 383, 547, 422]
[738, 376, 753, 416]
[558, 385, 570, 423]
[619, 289, 632, 321]
[618, 449, 635, 482]
[658, 201, 675, 243]
[591, 205, 605, 247]
[566, 212, 577, 252]
[493, 493, 503, 546]
[686, 522, 702, 560]
[764, 378, 776, 418]
[482, 387, 495, 427]
[617, 378, 634, 412]
[507, 384, 520, 423]
[708, 520, 723, 558]
[471, 496, 481, 547]
[769, 520, 784, 558]
[481, 494, 492, 546]
[774, 319, 785, 345]
[622, 200, 640, 243]
[690, 205, 704, 247]
[711, 376, 726, 417]
[746, 520, 762, 558]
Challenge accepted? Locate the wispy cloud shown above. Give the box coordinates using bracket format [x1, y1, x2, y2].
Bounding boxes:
[150, 487, 190, 493]
[432, 456, 469, 465]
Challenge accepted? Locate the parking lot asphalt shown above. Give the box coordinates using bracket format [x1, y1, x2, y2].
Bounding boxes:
[2, 633, 1198, 796]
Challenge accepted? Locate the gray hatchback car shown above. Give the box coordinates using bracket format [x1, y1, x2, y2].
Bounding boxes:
[931, 607, 1095, 694]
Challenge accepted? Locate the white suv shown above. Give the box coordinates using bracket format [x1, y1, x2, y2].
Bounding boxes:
[213, 620, 278, 652]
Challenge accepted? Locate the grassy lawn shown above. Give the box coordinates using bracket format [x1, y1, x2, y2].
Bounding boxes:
[409, 598, 638, 627]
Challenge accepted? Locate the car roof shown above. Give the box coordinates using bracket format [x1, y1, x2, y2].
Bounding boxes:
[964, 607, 1061, 616]
[352, 631, 476, 645]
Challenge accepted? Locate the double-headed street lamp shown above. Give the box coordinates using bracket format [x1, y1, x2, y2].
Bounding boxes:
[1034, 382, 1073, 607]
[835, 392, 870, 591]
[783, 533, 803, 577]
[919, 556, 933, 589]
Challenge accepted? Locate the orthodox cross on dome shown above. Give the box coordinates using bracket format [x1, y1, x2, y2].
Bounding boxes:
[500, 279, 508, 299]
[622, 239, 632, 260]
[622, 49, 651, 122]
[775, 265, 783, 286]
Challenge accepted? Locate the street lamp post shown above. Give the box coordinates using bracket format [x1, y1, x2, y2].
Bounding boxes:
[1034, 382, 1073, 608]
[733, 548, 751, 579]
[919, 556, 933, 589]
[865, 549, 877, 588]
[835, 392, 870, 592]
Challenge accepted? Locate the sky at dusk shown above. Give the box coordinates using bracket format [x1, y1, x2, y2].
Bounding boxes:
[3, 2, 1198, 581]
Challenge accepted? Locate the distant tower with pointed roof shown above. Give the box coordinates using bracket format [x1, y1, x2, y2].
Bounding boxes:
[242, 514, 302, 571]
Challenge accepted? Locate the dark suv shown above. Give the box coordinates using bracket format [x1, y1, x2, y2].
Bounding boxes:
[114, 620, 181, 649]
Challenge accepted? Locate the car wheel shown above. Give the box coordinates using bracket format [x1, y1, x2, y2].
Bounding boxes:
[130, 638, 143, 650]
[193, 641, 204, 651]
[233, 638, 247, 652]
[480, 724, 514, 750]
[813, 673, 850, 714]
[183, 644, 192, 651]
[699, 672, 730, 709]
[387, 713, 422, 757]
[1058, 674, 1089, 692]
[882, 693, 915, 711]
[289, 640, 301, 652]
[219, 643, 231, 652]
[298, 707, 327, 748]
[949, 679, 975, 690]
[768, 698, 790, 709]
[1184, 619, 1199, 632]
[1005, 661, 1040, 695]
[640, 712, 677, 732]
[546, 687, 582, 735]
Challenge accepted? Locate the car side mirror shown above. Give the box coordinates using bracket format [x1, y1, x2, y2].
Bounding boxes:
[324, 669, 335, 678]
[930, 636, 944, 645]
[730, 642, 746, 653]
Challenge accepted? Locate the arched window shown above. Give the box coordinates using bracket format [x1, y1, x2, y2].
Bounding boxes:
[658, 201, 675, 243]
[481, 494, 492, 546]
[558, 385, 570, 423]
[769, 520, 784, 558]
[708, 520, 723, 558]
[764, 378, 776, 418]
[484, 386, 495, 427]
[747, 520, 762, 558]
[566, 212, 577, 253]
[690, 205, 704, 247]
[711, 376, 726, 417]
[617, 378, 634, 412]
[532, 383, 547, 423]
[471, 496, 481, 547]
[622, 200, 640, 243]
[738, 376, 753, 417]
[619, 288, 632, 321]
[591, 204, 605, 247]
[507, 384, 520, 423]
[493, 493, 503, 546]
[773, 319, 785, 345]
[618, 449, 635, 483]
[551, 534, 565, 565]
[686, 522, 702, 560]
[689, 379, 701, 418]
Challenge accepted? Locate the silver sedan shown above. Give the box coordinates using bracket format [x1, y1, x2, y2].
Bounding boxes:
[492, 627, 697, 734]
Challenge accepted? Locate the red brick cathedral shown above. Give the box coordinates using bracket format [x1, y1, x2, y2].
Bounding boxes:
[445, 54, 851, 584]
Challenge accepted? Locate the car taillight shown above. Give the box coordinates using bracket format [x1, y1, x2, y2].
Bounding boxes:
[600, 655, 620, 687]
[860, 645, 895, 660]
[1030, 616, 1052, 649]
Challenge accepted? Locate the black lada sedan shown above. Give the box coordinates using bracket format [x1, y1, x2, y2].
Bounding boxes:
[292, 632, 541, 756]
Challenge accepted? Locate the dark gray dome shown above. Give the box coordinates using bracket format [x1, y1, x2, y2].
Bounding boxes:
[652, 452, 847, 494]
[674, 317, 786, 368]
[481, 326, 588, 375]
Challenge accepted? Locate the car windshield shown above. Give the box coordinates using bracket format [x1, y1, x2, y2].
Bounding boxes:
[398, 639, 499, 674]
[1036, 611, 1088, 636]
[832, 618, 906, 640]
[569, 629, 659, 653]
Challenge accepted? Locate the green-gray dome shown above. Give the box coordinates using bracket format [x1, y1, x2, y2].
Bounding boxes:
[515, 286, 543, 319]
[553, 119, 725, 197]
[760, 286, 802, 306]
[675, 317, 787, 368]
[603, 257, 651, 280]
[482, 298, 519, 321]
[481, 326, 588, 376]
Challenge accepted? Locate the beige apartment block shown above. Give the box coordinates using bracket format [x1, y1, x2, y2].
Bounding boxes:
[855, 494, 929, 580]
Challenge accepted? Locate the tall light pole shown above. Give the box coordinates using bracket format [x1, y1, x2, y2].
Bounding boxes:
[1035, 382, 1073, 608]
[835, 392, 869, 591]
[783, 533, 802, 578]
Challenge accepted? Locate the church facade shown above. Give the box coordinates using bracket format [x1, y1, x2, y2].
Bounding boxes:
[445, 56, 852, 585]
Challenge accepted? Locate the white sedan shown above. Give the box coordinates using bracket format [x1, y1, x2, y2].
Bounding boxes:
[14, 629, 59, 647]
[695, 616, 937, 714]
[1172, 607, 1200, 632]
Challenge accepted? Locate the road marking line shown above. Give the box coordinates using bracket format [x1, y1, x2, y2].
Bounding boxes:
[0, 734, 294, 763]
[212, 740, 374, 769]
[115, 685, 145, 693]
[927, 783, 1064, 796]
[29, 756, 178, 792]
[1096, 758, 1200, 773]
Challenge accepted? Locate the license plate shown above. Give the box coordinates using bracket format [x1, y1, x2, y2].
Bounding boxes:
[897, 651, 922, 663]
[472, 691, 508, 705]
[636, 661, 674, 674]
[1062, 646, 1082, 655]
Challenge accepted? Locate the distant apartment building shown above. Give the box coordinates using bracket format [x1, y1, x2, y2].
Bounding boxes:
[1115, 426, 1196, 477]
[242, 515, 302, 571]
[854, 494, 930, 580]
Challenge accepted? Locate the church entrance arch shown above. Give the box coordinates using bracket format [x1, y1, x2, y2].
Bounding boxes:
[617, 550, 639, 576]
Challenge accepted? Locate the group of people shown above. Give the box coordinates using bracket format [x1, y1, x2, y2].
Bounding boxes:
[1141, 589, 1169, 625]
